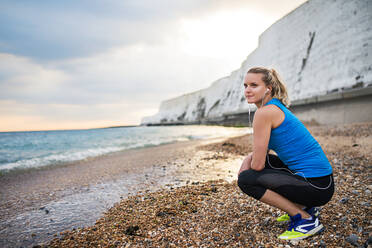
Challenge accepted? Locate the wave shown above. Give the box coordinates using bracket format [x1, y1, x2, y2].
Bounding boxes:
[0, 146, 125, 172]
[0, 138, 195, 173]
[0, 126, 251, 174]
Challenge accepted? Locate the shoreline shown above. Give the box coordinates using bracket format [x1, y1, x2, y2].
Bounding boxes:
[0, 136, 244, 247]
[0, 125, 250, 175]
[0, 137, 229, 216]
[0, 138, 206, 177]
[1, 122, 371, 247]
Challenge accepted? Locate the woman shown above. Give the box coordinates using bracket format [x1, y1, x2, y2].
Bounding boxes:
[237, 67, 334, 241]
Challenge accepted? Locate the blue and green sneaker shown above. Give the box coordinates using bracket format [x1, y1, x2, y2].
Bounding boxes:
[278, 213, 324, 240]
[276, 207, 319, 222]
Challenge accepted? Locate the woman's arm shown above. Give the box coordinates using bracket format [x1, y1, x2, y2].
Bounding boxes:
[250, 107, 273, 171]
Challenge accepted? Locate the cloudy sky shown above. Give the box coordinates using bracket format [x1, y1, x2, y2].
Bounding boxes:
[0, 0, 306, 131]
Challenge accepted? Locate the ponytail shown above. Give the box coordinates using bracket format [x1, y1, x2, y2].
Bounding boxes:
[247, 67, 290, 107]
[270, 69, 290, 107]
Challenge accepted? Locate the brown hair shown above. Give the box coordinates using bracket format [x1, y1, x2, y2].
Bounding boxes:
[247, 67, 290, 107]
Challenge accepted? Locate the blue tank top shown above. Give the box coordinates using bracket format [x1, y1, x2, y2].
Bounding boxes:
[265, 98, 332, 178]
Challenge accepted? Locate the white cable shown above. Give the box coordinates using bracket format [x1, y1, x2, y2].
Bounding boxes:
[266, 154, 333, 190]
[248, 91, 332, 190]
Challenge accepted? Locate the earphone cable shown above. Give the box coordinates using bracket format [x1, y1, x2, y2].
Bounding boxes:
[248, 91, 332, 190]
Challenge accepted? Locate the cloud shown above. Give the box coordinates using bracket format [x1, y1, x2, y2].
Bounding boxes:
[0, 0, 308, 130]
[0, 98, 158, 131]
[1, 0, 307, 60]
[0, 43, 230, 129]
[0, 37, 231, 105]
[0, 53, 69, 102]
[0, 0, 219, 60]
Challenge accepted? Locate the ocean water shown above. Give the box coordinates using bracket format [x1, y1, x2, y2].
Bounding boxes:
[0, 125, 249, 173]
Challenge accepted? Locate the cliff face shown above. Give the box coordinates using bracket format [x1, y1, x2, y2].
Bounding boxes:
[141, 0, 372, 125]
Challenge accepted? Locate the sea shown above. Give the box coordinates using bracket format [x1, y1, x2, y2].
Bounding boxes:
[0, 125, 249, 174]
[0, 125, 251, 247]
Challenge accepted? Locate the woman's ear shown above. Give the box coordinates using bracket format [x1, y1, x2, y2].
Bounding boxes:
[267, 86, 273, 94]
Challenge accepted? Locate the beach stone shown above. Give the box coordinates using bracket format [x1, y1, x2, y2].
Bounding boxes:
[263, 217, 271, 226]
[124, 225, 139, 236]
[339, 197, 349, 204]
[365, 236, 372, 247]
[365, 189, 371, 195]
[352, 190, 359, 195]
[319, 240, 326, 247]
[340, 216, 347, 222]
[346, 234, 359, 245]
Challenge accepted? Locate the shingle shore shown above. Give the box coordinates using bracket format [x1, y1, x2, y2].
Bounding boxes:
[46, 123, 372, 247]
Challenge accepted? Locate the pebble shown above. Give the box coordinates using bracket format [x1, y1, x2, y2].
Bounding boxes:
[340, 216, 347, 222]
[346, 234, 359, 245]
[263, 217, 270, 226]
[365, 236, 372, 246]
[319, 240, 326, 247]
[365, 189, 371, 195]
[339, 197, 349, 204]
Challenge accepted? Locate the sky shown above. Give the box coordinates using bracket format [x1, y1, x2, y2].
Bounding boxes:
[0, 0, 307, 131]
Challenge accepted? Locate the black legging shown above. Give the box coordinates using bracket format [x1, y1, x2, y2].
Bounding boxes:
[237, 154, 334, 207]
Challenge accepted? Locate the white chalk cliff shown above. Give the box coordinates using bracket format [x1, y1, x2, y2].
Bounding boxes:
[141, 0, 372, 125]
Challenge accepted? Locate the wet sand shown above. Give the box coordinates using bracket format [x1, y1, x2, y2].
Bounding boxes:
[1, 123, 372, 247]
[0, 136, 244, 247]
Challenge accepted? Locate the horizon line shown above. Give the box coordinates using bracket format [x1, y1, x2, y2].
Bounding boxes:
[0, 124, 141, 133]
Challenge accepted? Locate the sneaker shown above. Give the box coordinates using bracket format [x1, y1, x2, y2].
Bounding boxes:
[276, 207, 319, 222]
[276, 213, 291, 222]
[278, 213, 324, 240]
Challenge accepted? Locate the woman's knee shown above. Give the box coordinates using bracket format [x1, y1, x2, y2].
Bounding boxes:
[237, 169, 266, 200]
[238, 170, 260, 190]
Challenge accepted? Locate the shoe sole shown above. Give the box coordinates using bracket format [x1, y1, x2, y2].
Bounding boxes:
[286, 224, 324, 241]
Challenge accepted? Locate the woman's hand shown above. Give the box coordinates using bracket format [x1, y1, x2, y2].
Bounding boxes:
[238, 152, 253, 176]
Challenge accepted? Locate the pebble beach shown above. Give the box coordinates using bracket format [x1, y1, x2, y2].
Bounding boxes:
[43, 123, 372, 247]
[1, 123, 371, 247]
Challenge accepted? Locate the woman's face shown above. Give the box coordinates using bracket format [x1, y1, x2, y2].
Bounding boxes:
[243, 73, 268, 104]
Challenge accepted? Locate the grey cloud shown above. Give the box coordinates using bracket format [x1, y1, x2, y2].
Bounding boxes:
[0, 0, 218, 60]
